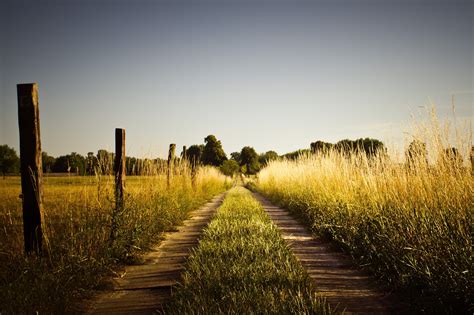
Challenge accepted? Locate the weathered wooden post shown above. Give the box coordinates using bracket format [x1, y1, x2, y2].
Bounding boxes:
[17, 83, 43, 255]
[115, 128, 126, 209]
[167, 144, 176, 187]
[111, 128, 125, 242]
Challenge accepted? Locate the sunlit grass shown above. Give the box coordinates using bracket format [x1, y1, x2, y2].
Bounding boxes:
[164, 187, 330, 314]
[257, 114, 472, 312]
[0, 165, 229, 313]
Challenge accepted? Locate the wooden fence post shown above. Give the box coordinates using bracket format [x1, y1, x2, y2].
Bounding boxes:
[167, 144, 176, 187]
[115, 128, 126, 209]
[17, 83, 43, 255]
[111, 128, 125, 242]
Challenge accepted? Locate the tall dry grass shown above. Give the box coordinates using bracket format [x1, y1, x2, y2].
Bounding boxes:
[257, 112, 472, 312]
[0, 161, 229, 313]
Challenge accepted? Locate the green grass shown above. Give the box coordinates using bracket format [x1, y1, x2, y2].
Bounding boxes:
[164, 187, 330, 314]
[0, 167, 229, 314]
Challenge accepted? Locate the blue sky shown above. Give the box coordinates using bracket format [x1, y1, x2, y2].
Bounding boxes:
[1, 0, 472, 158]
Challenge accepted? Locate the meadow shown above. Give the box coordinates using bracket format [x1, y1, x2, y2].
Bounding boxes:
[256, 124, 473, 312]
[0, 166, 229, 313]
[164, 187, 331, 314]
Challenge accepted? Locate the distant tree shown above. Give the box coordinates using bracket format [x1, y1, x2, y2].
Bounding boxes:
[230, 152, 242, 164]
[359, 138, 386, 157]
[53, 152, 86, 174]
[187, 144, 204, 167]
[258, 151, 279, 166]
[0, 145, 20, 177]
[282, 149, 311, 160]
[85, 152, 97, 175]
[334, 138, 385, 158]
[52, 155, 69, 173]
[310, 141, 333, 154]
[220, 160, 240, 177]
[202, 135, 227, 167]
[406, 140, 428, 168]
[97, 149, 114, 175]
[240, 146, 260, 175]
[42, 152, 56, 173]
[69, 152, 86, 174]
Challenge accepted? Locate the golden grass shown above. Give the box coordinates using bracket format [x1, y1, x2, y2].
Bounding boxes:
[0, 164, 229, 313]
[257, 114, 473, 312]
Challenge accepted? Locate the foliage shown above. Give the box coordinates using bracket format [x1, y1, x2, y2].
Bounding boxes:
[230, 151, 241, 164]
[96, 149, 114, 175]
[165, 188, 330, 314]
[52, 152, 86, 174]
[311, 138, 386, 158]
[258, 150, 278, 166]
[202, 135, 227, 167]
[187, 144, 204, 167]
[310, 141, 333, 154]
[282, 149, 311, 160]
[85, 152, 96, 175]
[240, 146, 260, 175]
[334, 138, 386, 157]
[220, 159, 240, 177]
[0, 145, 20, 176]
[42, 152, 56, 173]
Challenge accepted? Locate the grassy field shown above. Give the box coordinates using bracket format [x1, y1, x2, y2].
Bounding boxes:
[164, 187, 330, 314]
[257, 148, 472, 312]
[0, 166, 229, 314]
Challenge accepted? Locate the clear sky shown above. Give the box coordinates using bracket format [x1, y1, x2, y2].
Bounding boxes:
[1, 0, 472, 158]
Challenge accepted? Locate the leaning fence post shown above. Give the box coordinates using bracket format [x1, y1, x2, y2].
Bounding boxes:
[17, 83, 43, 255]
[111, 128, 125, 242]
[167, 144, 176, 187]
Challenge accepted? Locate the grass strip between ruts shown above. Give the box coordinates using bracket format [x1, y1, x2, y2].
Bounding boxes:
[164, 187, 330, 314]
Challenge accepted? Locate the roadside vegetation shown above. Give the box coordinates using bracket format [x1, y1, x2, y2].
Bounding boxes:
[164, 187, 330, 314]
[256, 114, 473, 312]
[0, 164, 228, 314]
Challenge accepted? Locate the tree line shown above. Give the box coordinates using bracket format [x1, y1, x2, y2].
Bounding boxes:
[0, 145, 171, 177]
[1, 136, 470, 178]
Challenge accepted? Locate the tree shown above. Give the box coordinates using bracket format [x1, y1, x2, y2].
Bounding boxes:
[53, 152, 86, 174]
[230, 152, 242, 164]
[86, 152, 97, 175]
[282, 149, 311, 160]
[97, 149, 114, 175]
[240, 146, 260, 175]
[310, 141, 333, 154]
[201, 135, 227, 167]
[42, 152, 56, 173]
[406, 140, 428, 168]
[0, 145, 20, 177]
[187, 144, 204, 166]
[220, 160, 240, 177]
[334, 138, 385, 158]
[258, 151, 279, 166]
[359, 138, 386, 157]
